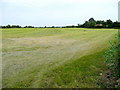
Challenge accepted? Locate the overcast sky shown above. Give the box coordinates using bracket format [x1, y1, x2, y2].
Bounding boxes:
[0, 0, 119, 27]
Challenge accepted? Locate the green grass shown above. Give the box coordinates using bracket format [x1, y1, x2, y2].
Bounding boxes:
[38, 50, 107, 88]
[2, 28, 118, 88]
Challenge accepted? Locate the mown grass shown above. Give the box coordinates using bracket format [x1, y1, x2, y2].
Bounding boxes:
[38, 50, 107, 88]
[2, 28, 118, 88]
[2, 28, 117, 38]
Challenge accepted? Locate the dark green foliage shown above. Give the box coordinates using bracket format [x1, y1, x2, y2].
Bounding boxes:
[106, 19, 113, 28]
[88, 18, 96, 22]
[24, 26, 34, 28]
[105, 36, 120, 78]
[83, 20, 96, 28]
[103, 35, 120, 88]
[82, 18, 96, 28]
[96, 20, 106, 28]
[1, 25, 21, 28]
[79, 18, 120, 29]
[113, 22, 120, 28]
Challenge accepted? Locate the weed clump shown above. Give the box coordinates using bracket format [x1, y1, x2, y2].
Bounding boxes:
[99, 35, 120, 88]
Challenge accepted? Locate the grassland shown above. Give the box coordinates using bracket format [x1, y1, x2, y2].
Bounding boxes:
[2, 28, 118, 88]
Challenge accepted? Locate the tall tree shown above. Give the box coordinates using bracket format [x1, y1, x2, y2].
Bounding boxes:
[106, 19, 113, 28]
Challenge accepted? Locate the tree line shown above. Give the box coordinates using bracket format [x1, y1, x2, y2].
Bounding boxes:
[65, 18, 120, 28]
[1, 18, 120, 28]
[0, 25, 34, 28]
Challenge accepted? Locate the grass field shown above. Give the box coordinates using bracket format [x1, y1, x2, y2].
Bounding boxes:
[2, 28, 118, 88]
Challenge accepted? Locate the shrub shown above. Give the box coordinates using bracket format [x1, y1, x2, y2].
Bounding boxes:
[103, 35, 120, 88]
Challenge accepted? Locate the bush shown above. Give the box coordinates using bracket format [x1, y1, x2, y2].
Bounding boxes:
[103, 35, 120, 88]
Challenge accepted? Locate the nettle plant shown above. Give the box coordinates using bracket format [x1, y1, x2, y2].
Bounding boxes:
[105, 35, 120, 78]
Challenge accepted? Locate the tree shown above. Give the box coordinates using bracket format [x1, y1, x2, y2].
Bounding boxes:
[106, 19, 113, 28]
[88, 21, 96, 28]
[83, 18, 96, 28]
[52, 26, 55, 28]
[106, 19, 113, 24]
[96, 20, 106, 28]
[89, 18, 96, 22]
[77, 24, 80, 26]
[11, 25, 21, 28]
[113, 21, 120, 28]
[83, 21, 89, 28]
[24, 26, 34, 28]
[6, 25, 11, 28]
